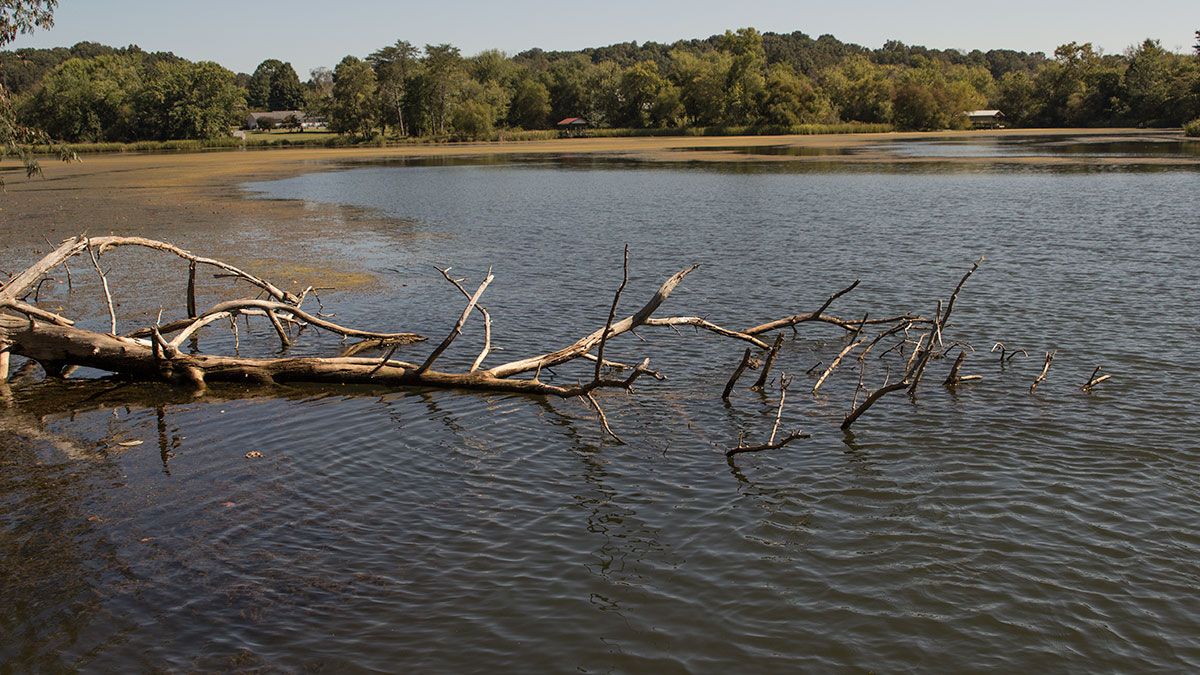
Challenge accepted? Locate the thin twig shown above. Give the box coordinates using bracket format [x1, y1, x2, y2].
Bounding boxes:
[85, 239, 117, 335]
[595, 245, 630, 383]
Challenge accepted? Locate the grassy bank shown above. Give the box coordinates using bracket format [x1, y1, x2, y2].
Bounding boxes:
[24, 122, 895, 155]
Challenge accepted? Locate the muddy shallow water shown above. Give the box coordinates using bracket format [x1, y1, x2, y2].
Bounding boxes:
[3, 143, 1200, 671]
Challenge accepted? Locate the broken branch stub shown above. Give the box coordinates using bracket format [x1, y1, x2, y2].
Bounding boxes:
[1082, 365, 1112, 392]
[1030, 351, 1056, 394]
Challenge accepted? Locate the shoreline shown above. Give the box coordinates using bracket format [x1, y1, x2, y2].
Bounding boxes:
[1, 127, 1193, 288]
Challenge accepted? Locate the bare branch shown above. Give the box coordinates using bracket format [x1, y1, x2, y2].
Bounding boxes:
[418, 269, 494, 374]
[722, 348, 755, 401]
[1082, 365, 1111, 392]
[727, 374, 809, 457]
[751, 333, 785, 392]
[595, 245, 630, 383]
[812, 339, 863, 395]
[1030, 350, 1056, 394]
[586, 392, 624, 445]
[85, 240, 117, 335]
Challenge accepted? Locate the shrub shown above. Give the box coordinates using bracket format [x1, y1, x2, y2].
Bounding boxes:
[1185, 119, 1200, 138]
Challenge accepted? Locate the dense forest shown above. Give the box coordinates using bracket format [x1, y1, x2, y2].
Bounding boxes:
[3, 27, 1199, 143]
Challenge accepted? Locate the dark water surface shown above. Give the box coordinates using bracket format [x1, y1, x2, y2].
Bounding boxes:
[4, 147, 1200, 672]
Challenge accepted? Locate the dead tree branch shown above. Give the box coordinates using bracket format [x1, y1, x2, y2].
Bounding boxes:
[85, 240, 117, 335]
[991, 342, 1028, 368]
[722, 348, 756, 401]
[436, 268, 494, 373]
[1, 240, 1018, 443]
[1082, 365, 1112, 392]
[750, 334, 785, 392]
[727, 374, 809, 457]
[943, 351, 982, 388]
[418, 269, 494, 374]
[1030, 350, 1056, 393]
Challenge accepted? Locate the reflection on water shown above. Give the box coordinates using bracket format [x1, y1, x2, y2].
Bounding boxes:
[3, 147, 1200, 671]
[875, 135, 1200, 159]
[695, 132, 1200, 163]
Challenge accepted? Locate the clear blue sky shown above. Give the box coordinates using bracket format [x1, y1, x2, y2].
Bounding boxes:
[8, 0, 1197, 76]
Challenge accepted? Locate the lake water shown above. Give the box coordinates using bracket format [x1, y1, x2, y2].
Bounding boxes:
[3, 143, 1200, 671]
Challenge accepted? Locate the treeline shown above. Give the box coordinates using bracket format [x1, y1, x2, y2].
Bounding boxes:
[4, 43, 243, 141]
[3, 28, 1199, 144]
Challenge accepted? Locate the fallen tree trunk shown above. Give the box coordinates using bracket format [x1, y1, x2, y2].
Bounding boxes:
[6, 236, 1013, 441]
[0, 236, 890, 400]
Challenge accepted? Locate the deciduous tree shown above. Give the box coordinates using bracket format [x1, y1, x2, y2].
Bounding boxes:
[2, 0, 63, 181]
[21, 54, 142, 141]
[330, 55, 377, 137]
[507, 74, 550, 129]
[247, 59, 305, 110]
[369, 40, 419, 136]
[133, 60, 244, 140]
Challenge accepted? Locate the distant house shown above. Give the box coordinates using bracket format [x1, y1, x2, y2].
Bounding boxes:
[244, 110, 327, 131]
[965, 110, 1006, 129]
[556, 117, 589, 137]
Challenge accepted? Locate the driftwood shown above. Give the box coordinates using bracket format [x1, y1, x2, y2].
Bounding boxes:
[1, 236, 911, 442]
[727, 374, 809, 458]
[1082, 365, 1112, 392]
[991, 342, 1028, 368]
[5, 239, 1078, 443]
[1030, 350, 1056, 393]
[722, 348, 757, 401]
[841, 258, 985, 430]
[943, 351, 982, 388]
[750, 334, 785, 392]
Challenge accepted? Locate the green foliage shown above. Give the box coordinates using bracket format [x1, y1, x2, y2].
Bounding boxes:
[617, 61, 680, 127]
[1027, 42, 1128, 127]
[669, 49, 731, 125]
[2, 0, 75, 182]
[507, 75, 550, 129]
[330, 56, 377, 137]
[821, 55, 895, 124]
[996, 70, 1038, 125]
[888, 61, 987, 130]
[414, 44, 465, 136]
[268, 63, 305, 111]
[1123, 40, 1200, 126]
[450, 99, 494, 139]
[718, 28, 768, 125]
[303, 66, 333, 121]
[0, 0, 55, 47]
[8, 21, 1200, 149]
[133, 60, 244, 140]
[545, 54, 591, 122]
[1185, 119, 1200, 137]
[247, 59, 305, 111]
[369, 40, 419, 135]
[763, 63, 834, 126]
[452, 78, 509, 136]
[21, 55, 141, 141]
[892, 82, 941, 130]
